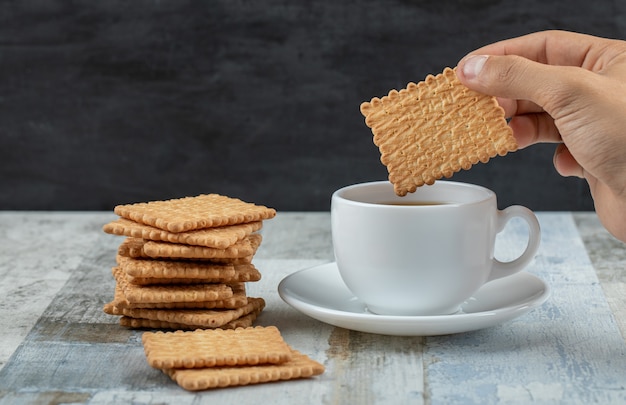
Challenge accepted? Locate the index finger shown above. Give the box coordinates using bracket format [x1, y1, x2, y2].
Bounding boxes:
[467, 30, 616, 71]
[497, 97, 544, 118]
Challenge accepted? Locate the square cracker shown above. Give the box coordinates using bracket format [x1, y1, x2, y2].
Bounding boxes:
[114, 194, 276, 233]
[360, 67, 517, 196]
[118, 305, 263, 330]
[164, 350, 325, 391]
[104, 277, 248, 309]
[117, 234, 262, 261]
[103, 218, 263, 249]
[116, 255, 237, 279]
[106, 297, 265, 329]
[142, 234, 262, 260]
[111, 266, 235, 304]
[126, 264, 261, 285]
[117, 239, 254, 264]
[142, 324, 288, 369]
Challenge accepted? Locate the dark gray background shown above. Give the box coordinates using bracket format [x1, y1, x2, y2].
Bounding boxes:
[2, 1, 624, 211]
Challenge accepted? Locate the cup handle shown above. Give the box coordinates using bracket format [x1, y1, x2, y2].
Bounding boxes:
[488, 205, 541, 282]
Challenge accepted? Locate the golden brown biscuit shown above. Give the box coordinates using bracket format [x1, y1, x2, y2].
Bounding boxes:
[106, 297, 265, 329]
[165, 350, 325, 391]
[142, 234, 262, 260]
[104, 279, 248, 309]
[114, 194, 276, 233]
[141, 324, 287, 369]
[360, 67, 517, 196]
[103, 218, 263, 248]
[118, 306, 262, 330]
[116, 255, 237, 280]
[111, 266, 235, 304]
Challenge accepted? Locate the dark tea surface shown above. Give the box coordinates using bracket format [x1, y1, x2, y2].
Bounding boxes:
[377, 201, 450, 206]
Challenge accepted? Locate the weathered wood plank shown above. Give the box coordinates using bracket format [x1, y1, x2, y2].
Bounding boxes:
[0, 212, 117, 369]
[424, 213, 626, 404]
[0, 212, 624, 404]
[574, 212, 626, 339]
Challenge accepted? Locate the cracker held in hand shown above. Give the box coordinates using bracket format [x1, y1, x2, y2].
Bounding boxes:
[114, 194, 276, 233]
[360, 67, 517, 196]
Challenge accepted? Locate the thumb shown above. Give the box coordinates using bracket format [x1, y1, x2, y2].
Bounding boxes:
[457, 54, 570, 109]
[553, 143, 584, 178]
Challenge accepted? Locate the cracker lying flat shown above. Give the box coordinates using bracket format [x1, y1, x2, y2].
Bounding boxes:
[360, 67, 517, 196]
[117, 237, 146, 258]
[103, 218, 263, 248]
[165, 350, 325, 391]
[127, 264, 261, 285]
[116, 255, 237, 279]
[117, 240, 254, 264]
[142, 325, 288, 369]
[119, 305, 263, 330]
[105, 278, 248, 309]
[106, 297, 265, 329]
[111, 266, 235, 304]
[142, 234, 262, 260]
[114, 194, 276, 233]
[117, 235, 262, 261]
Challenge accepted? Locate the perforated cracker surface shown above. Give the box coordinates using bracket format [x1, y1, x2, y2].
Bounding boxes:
[103, 218, 263, 248]
[142, 234, 262, 260]
[126, 264, 261, 285]
[116, 255, 237, 279]
[119, 306, 262, 330]
[142, 324, 288, 369]
[360, 67, 517, 196]
[117, 239, 255, 264]
[107, 297, 264, 328]
[114, 194, 276, 233]
[165, 350, 325, 391]
[105, 276, 248, 309]
[111, 266, 235, 304]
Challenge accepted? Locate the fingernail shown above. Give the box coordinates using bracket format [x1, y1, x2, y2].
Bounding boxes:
[462, 55, 488, 80]
[553, 145, 562, 169]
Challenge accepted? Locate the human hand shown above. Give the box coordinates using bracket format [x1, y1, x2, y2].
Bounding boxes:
[456, 30, 626, 242]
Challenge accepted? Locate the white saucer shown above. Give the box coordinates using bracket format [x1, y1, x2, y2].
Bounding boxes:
[278, 262, 550, 336]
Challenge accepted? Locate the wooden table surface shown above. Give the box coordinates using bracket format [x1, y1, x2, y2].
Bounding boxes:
[0, 211, 625, 404]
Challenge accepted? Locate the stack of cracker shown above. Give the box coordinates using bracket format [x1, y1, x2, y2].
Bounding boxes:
[102, 194, 276, 330]
[142, 326, 324, 391]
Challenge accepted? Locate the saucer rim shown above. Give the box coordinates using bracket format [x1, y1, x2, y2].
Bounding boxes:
[277, 262, 550, 335]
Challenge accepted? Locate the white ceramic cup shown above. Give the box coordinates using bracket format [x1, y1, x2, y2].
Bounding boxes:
[331, 181, 541, 316]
